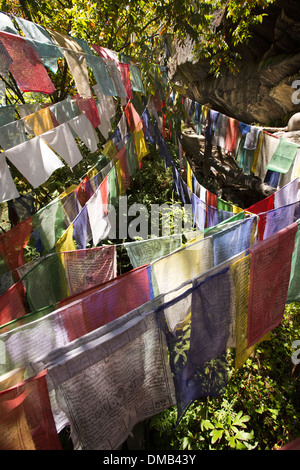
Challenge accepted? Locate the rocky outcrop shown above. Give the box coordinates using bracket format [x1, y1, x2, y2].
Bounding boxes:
[168, 0, 300, 126]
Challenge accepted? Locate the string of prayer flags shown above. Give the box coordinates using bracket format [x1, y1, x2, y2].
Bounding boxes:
[0, 31, 56, 95]
[4, 136, 65, 189]
[60, 264, 154, 330]
[0, 155, 20, 203]
[266, 138, 299, 174]
[247, 222, 298, 348]
[28, 300, 175, 450]
[0, 370, 62, 450]
[14, 16, 64, 74]
[0, 264, 153, 381]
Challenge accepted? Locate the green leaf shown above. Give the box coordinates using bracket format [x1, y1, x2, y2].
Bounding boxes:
[210, 429, 224, 444]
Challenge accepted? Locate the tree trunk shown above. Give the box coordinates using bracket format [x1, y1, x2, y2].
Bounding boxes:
[180, 128, 276, 209]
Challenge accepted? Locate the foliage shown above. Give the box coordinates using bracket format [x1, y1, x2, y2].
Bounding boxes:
[147, 302, 300, 450]
[1, 0, 277, 82]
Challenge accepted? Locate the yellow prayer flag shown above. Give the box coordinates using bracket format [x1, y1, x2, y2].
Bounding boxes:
[134, 129, 149, 162]
[231, 255, 255, 369]
[186, 160, 193, 193]
[59, 184, 78, 199]
[55, 224, 77, 255]
[232, 205, 243, 214]
[115, 159, 125, 195]
[24, 107, 55, 136]
[102, 140, 118, 160]
[251, 131, 264, 174]
[86, 167, 99, 180]
[201, 105, 209, 120]
[294, 161, 300, 179]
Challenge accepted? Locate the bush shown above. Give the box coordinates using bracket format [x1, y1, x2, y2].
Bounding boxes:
[147, 303, 300, 450]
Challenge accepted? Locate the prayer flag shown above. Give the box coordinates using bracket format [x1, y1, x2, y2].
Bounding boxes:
[0, 31, 56, 95]
[0, 370, 61, 450]
[4, 136, 64, 189]
[14, 16, 63, 73]
[247, 222, 298, 348]
[0, 155, 20, 203]
[42, 123, 83, 168]
[267, 138, 299, 174]
[49, 29, 91, 98]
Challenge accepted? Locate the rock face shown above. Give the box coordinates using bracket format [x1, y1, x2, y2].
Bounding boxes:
[168, 0, 300, 126]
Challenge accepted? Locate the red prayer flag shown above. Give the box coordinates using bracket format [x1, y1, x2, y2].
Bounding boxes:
[225, 117, 239, 154]
[71, 94, 100, 128]
[0, 217, 33, 272]
[247, 222, 298, 348]
[119, 62, 133, 100]
[0, 31, 56, 95]
[0, 280, 28, 326]
[246, 194, 275, 240]
[0, 370, 62, 450]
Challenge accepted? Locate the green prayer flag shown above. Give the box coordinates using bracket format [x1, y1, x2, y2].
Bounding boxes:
[287, 219, 300, 302]
[204, 211, 245, 237]
[125, 134, 139, 176]
[266, 138, 299, 174]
